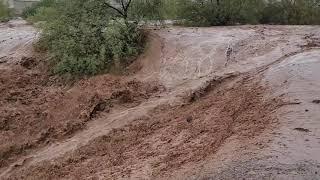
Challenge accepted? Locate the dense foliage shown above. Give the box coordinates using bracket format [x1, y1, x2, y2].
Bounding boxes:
[261, 0, 320, 25]
[175, 0, 320, 26]
[0, 0, 11, 22]
[130, 0, 164, 21]
[28, 0, 145, 76]
[22, 0, 56, 18]
[130, 0, 177, 21]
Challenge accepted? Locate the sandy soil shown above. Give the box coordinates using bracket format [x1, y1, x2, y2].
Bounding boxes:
[0, 20, 320, 179]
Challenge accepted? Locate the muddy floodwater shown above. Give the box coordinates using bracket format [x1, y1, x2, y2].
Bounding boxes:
[1, 20, 320, 179]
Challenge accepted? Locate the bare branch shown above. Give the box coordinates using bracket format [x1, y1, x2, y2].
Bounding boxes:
[104, 0, 132, 19]
[120, 0, 126, 12]
[125, 0, 132, 12]
[104, 1, 125, 17]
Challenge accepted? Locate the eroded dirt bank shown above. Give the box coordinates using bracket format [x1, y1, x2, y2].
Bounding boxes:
[0, 20, 320, 179]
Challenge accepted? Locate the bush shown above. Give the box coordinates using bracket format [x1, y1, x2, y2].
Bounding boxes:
[34, 0, 144, 76]
[175, 0, 263, 26]
[0, 0, 11, 22]
[22, 0, 55, 19]
[261, 0, 320, 25]
[174, 0, 320, 26]
[26, 6, 58, 23]
[130, 0, 165, 21]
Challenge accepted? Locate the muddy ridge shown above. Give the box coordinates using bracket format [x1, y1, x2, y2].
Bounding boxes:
[0, 62, 163, 169]
[8, 76, 282, 180]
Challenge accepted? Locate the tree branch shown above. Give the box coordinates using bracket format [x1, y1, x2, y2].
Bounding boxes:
[125, 0, 132, 12]
[121, 0, 126, 12]
[104, 1, 125, 17]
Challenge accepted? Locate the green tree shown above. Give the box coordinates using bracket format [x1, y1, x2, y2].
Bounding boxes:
[33, 0, 145, 76]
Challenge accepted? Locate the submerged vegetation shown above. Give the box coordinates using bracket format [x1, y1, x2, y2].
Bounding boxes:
[23, 0, 320, 77]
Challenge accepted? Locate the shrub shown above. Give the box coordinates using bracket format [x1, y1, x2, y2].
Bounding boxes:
[35, 0, 144, 76]
[22, 0, 55, 18]
[0, 0, 11, 22]
[175, 0, 251, 26]
[105, 20, 145, 65]
[26, 5, 59, 23]
[130, 0, 164, 21]
[174, 0, 320, 26]
[265, 0, 320, 25]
